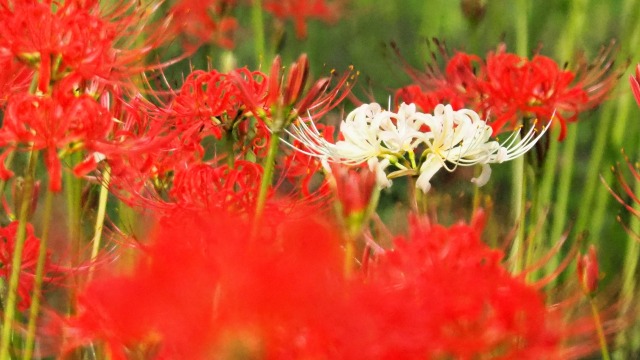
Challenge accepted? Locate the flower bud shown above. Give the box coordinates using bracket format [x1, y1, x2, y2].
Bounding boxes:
[461, 0, 487, 23]
[330, 163, 377, 217]
[577, 245, 599, 294]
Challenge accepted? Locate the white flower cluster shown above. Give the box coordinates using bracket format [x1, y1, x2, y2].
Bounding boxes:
[286, 102, 550, 193]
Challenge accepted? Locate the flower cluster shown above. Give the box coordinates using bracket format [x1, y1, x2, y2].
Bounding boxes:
[395, 42, 621, 140]
[55, 207, 580, 359]
[288, 102, 549, 192]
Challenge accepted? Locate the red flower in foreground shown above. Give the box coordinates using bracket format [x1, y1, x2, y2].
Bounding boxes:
[357, 213, 564, 358]
[395, 42, 622, 140]
[53, 207, 603, 359]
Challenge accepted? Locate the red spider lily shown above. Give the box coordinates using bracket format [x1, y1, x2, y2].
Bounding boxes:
[0, 56, 32, 105]
[261, 54, 355, 130]
[356, 213, 565, 358]
[168, 0, 238, 49]
[0, 221, 50, 311]
[93, 95, 194, 207]
[171, 68, 269, 140]
[169, 160, 267, 213]
[169, 55, 354, 158]
[395, 42, 622, 140]
[0, 0, 175, 92]
[0, 86, 113, 191]
[263, 0, 343, 38]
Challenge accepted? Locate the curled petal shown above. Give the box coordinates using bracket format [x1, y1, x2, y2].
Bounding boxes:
[470, 163, 492, 187]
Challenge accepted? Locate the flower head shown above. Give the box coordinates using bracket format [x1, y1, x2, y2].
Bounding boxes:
[631, 63, 640, 108]
[395, 42, 621, 140]
[416, 104, 550, 192]
[287, 102, 549, 192]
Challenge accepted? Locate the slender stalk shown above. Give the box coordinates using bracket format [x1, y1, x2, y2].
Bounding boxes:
[88, 166, 111, 282]
[63, 153, 83, 317]
[64, 153, 82, 265]
[590, 171, 612, 245]
[510, 0, 528, 275]
[225, 131, 235, 169]
[548, 125, 579, 250]
[542, 0, 588, 277]
[514, 0, 529, 57]
[509, 135, 527, 274]
[574, 104, 614, 233]
[588, 296, 611, 360]
[534, 126, 560, 222]
[255, 133, 280, 219]
[23, 187, 54, 360]
[0, 150, 38, 360]
[251, 0, 266, 65]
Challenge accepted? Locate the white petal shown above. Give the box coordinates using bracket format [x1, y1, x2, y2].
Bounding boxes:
[416, 155, 443, 193]
[471, 163, 492, 187]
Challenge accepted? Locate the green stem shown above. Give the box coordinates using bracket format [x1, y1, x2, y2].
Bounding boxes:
[23, 187, 54, 360]
[589, 296, 612, 360]
[574, 104, 614, 234]
[225, 131, 235, 169]
[0, 149, 38, 360]
[549, 124, 579, 252]
[88, 166, 111, 282]
[63, 153, 82, 316]
[512, 0, 528, 274]
[514, 0, 529, 57]
[509, 136, 527, 275]
[251, 0, 266, 65]
[255, 133, 280, 219]
[543, 0, 588, 277]
[64, 155, 82, 264]
[536, 126, 560, 279]
[590, 170, 612, 246]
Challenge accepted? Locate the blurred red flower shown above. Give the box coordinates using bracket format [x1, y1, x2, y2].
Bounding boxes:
[56, 207, 599, 358]
[169, 0, 238, 49]
[264, 0, 343, 38]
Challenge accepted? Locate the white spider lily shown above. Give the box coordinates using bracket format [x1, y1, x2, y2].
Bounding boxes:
[286, 103, 423, 187]
[285, 102, 549, 192]
[416, 104, 551, 193]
